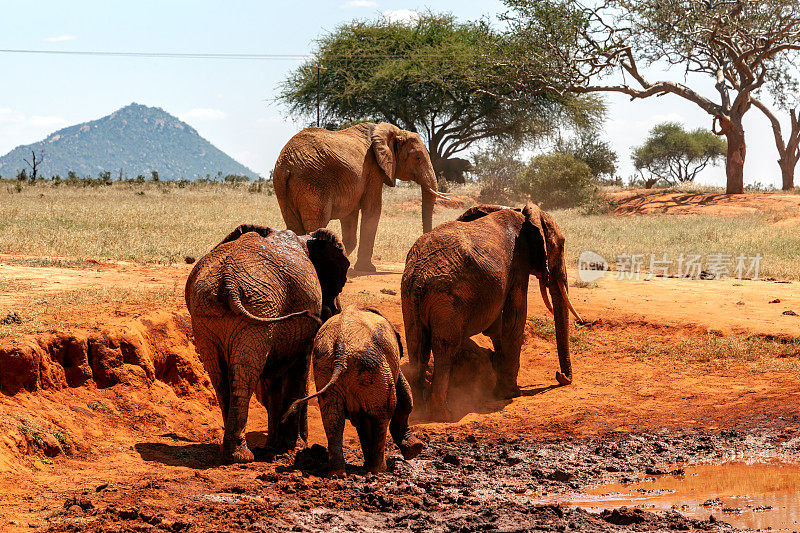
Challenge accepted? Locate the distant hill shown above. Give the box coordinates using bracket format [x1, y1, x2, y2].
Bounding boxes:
[0, 103, 257, 180]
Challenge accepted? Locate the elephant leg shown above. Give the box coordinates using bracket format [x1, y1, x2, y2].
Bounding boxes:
[319, 397, 346, 477]
[354, 414, 388, 473]
[282, 356, 310, 448]
[429, 337, 457, 421]
[368, 416, 390, 473]
[266, 355, 310, 452]
[390, 373, 423, 460]
[484, 313, 504, 370]
[194, 333, 229, 422]
[222, 352, 261, 464]
[265, 379, 283, 450]
[493, 288, 526, 399]
[340, 210, 359, 256]
[353, 194, 382, 272]
[404, 320, 431, 406]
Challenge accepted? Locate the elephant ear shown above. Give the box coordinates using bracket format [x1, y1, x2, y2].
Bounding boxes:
[456, 204, 520, 223]
[371, 123, 402, 187]
[305, 228, 350, 316]
[215, 224, 273, 249]
[361, 307, 404, 359]
[522, 205, 549, 279]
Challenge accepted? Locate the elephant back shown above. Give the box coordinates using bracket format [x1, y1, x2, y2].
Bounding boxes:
[228, 231, 322, 318]
[312, 307, 399, 416]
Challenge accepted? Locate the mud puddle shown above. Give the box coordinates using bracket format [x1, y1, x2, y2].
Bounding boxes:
[546, 458, 800, 531]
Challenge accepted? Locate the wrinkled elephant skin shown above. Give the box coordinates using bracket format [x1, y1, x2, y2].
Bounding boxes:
[273, 122, 443, 272]
[401, 204, 578, 421]
[185, 225, 349, 463]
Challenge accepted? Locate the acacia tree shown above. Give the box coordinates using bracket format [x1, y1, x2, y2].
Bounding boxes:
[752, 100, 800, 190]
[280, 12, 603, 173]
[632, 122, 727, 187]
[503, 0, 800, 194]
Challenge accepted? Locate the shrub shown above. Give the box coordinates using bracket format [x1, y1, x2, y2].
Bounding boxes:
[473, 144, 527, 203]
[518, 152, 594, 209]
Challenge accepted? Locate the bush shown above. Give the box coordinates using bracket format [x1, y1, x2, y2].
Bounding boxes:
[518, 152, 594, 209]
[473, 144, 527, 203]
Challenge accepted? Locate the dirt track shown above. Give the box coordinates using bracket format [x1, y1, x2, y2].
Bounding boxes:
[1, 257, 799, 531]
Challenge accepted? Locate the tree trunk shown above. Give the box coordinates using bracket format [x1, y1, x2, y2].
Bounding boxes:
[780, 158, 796, 190]
[724, 120, 746, 194]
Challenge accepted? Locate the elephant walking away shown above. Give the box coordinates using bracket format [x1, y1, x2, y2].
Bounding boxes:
[401, 205, 582, 421]
[273, 122, 449, 273]
[185, 224, 349, 463]
[434, 157, 473, 184]
[283, 307, 423, 476]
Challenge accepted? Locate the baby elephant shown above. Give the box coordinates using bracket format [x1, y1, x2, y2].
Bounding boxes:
[284, 307, 423, 476]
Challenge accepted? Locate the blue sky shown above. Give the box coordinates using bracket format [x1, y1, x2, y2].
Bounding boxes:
[0, 0, 789, 187]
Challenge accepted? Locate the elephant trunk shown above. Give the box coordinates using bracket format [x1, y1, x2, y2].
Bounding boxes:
[420, 173, 437, 234]
[550, 276, 572, 386]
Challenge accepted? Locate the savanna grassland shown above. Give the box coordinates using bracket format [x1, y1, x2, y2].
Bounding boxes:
[1, 180, 799, 280]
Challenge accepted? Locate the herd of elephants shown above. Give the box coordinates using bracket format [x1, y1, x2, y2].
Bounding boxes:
[184, 122, 582, 475]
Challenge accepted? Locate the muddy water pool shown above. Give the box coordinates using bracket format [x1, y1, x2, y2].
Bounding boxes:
[541, 459, 800, 531]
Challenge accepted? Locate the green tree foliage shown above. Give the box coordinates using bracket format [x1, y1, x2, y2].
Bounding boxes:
[554, 132, 617, 182]
[632, 123, 727, 188]
[503, 0, 800, 194]
[280, 12, 604, 166]
[519, 152, 594, 209]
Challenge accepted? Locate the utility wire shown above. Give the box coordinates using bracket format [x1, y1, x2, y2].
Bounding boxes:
[0, 48, 490, 61]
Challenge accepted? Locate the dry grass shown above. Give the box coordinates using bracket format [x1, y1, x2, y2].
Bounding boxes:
[602, 327, 800, 373]
[0, 180, 798, 280]
[553, 209, 800, 280]
[0, 181, 470, 266]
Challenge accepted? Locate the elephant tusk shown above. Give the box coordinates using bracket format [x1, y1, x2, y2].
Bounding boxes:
[558, 280, 584, 324]
[539, 277, 554, 315]
[423, 186, 452, 200]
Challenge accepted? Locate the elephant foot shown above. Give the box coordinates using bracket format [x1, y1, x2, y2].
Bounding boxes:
[493, 383, 521, 399]
[399, 435, 424, 460]
[328, 468, 346, 479]
[353, 261, 377, 273]
[222, 440, 254, 464]
[555, 371, 573, 386]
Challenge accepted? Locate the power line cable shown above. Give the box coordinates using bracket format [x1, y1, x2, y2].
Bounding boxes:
[0, 48, 495, 61]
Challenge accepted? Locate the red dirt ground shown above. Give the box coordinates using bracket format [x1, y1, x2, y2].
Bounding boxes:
[608, 190, 800, 216]
[1, 253, 799, 530]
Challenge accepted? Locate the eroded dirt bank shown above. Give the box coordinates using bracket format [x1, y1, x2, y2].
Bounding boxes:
[1, 260, 799, 531]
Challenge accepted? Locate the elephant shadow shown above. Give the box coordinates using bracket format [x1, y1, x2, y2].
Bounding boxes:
[347, 268, 399, 278]
[136, 431, 280, 468]
[406, 338, 520, 424]
[135, 442, 220, 470]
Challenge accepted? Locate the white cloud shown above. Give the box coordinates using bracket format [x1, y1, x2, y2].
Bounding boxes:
[29, 115, 67, 128]
[651, 112, 686, 124]
[44, 35, 76, 42]
[340, 0, 377, 8]
[382, 9, 419, 24]
[179, 108, 228, 121]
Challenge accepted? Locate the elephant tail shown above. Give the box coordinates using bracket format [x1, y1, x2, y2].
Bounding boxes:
[273, 165, 305, 234]
[224, 261, 321, 326]
[281, 362, 345, 424]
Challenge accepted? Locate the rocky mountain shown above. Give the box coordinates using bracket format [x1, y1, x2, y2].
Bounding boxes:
[0, 103, 256, 179]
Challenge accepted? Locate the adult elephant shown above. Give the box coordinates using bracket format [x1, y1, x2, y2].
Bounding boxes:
[185, 224, 349, 463]
[434, 157, 473, 184]
[273, 122, 448, 272]
[401, 204, 582, 421]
